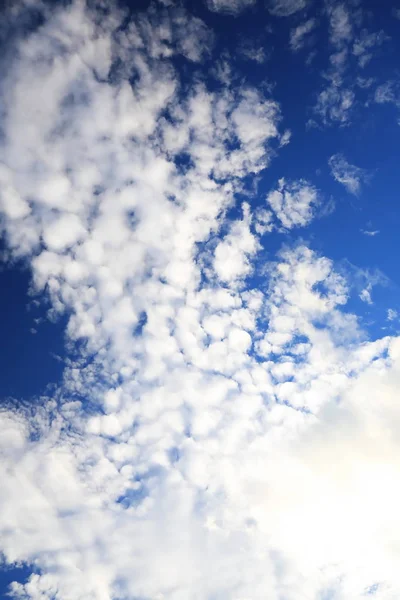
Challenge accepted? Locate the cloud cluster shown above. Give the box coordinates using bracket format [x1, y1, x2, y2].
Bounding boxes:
[0, 2, 400, 600]
[312, 3, 388, 127]
[265, 177, 321, 229]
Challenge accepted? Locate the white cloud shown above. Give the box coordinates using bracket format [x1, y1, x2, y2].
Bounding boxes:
[375, 80, 399, 105]
[388, 309, 398, 321]
[359, 286, 373, 304]
[279, 128, 292, 146]
[238, 41, 268, 63]
[42, 214, 87, 252]
[268, 0, 308, 17]
[313, 85, 354, 126]
[312, 8, 385, 127]
[205, 0, 256, 15]
[266, 178, 321, 229]
[290, 18, 317, 51]
[361, 229, 380, 236]
[352, 30, 388, 68]
[1, 2, 400, 600]
[327, 3, 352, 47]
[328, 153, 367, 195]
[214, 205, 259, 284]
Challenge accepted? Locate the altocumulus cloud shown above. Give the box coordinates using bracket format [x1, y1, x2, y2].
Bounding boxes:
[1, 2, 400, 600]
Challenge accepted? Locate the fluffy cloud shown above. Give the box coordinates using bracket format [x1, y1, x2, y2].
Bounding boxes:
[359, 286, 373, 304]
[214, 205, 259, 284]
[329, 153, 367, 195]
[327, 3, 352, 47]
[1, 1, 400, 600]
[266, 178, 321, 229]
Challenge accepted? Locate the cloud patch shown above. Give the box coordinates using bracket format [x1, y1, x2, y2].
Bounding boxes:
[266, 178, 321, 229]
[328, 153, 367, 195]
[268, 0, 309, 17]
[205, 0, 256, 15]
[290, 18, 317, 51]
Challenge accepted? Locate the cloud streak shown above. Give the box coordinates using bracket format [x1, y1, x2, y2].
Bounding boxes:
[268, 0, 308, 17]
[290, 18, 317, 52]
[205, 0, 256, 15]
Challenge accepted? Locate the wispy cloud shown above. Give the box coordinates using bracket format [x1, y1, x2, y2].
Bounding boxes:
[205, 0, 256, 15]
[361, 229, 380, 236]
[290, 18, 317, 52]
[327, 3, 353, 48]
[311, 5, 387, 128]
[352, 30, 388, 68]
[374, 80, 399, 105]
[313, 86, 355, 127]
[267, 0, 309, 17]
[328, 153, 367, 195]
[238, 40, 268, 63]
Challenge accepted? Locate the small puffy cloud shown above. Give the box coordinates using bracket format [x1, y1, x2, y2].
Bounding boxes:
[268, 0, 308, 17]
[279, 128, 292, 146]
[42, 214, 86, 253]
[266, 178, 321, 229]
[361, 229, 380, 236]
[290, 18, 317, 51]
[328, 153, 367, 195]
[238, 40, 268, 63]
[346, 263, 388, 308]
[313, 85, 354, 126]
[388, 309, 398, 321]
[205, 0, 256, 15]
[311, 8, 381, 129]
[352, 30, 388, 68]
[327, 3, 352, 47]
[359, 287, 372, 304]
[374, 80, 398, 104]
[213, 206, 259, 284]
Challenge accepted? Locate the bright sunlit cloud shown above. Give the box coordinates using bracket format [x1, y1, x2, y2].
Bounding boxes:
[0, 1, 400, 599]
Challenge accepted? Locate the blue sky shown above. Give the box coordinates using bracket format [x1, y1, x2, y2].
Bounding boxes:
[2, 0, 400, 598]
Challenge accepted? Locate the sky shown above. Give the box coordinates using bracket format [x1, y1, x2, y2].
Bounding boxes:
[2, 0, 400, 598]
